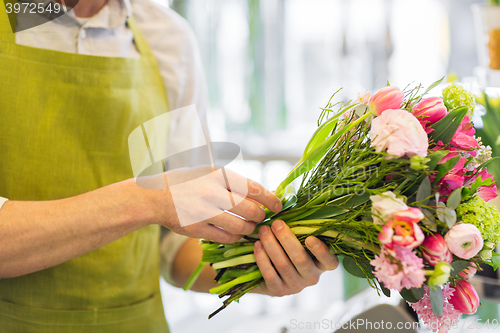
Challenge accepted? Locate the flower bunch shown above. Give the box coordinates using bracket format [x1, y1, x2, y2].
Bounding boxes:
[185, 80, 500, 331]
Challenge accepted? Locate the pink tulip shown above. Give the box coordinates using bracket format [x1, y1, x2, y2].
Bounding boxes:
[421, 234, 453, 266]
[412, 97, 447, 126]
[379, 208, 425, 252]
[449, 280, 480, 314]
[368, 86, 404, 116]
[444, 223, 484, 260]
[459, 263, 478, 279]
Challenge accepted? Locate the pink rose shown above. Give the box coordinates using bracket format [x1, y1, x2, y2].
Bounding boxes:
[448, 280, 480, 314]
[369, 109, 429, 158]
[368, 86, 404, 116]
[370, 191, 408, 225]
[444, 223, 484, 260]
[412, 97, 447, 127]
[421, 234, 453, 266]
[379, 208, 425, 252]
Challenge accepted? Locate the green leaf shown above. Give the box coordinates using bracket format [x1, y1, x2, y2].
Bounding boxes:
[444, 208, 457, 228]
[302, 207, 348, 220]
[436, 202, 447, 222]
[412, 287, 425, 301]
[429, 285, 444, 317]
[451, 260, 471, 277]
[423, 77, 445, 96]
[421, 209, 437, 232]
[447, 187, 462, 210]
[343, 256, 366, 278]
[462, 175, 494, 200]
[282, 195, 297, 211]
[275, 112, 372, 197]
[400, 288, 419, 303]
[427, 150, 449, 171]
[379, 282, 391, 298]
[416, 177, 431, 205]
[429, 106, 468, 145]
[434, 156, 460, 185]
[490, 252, 500, 271]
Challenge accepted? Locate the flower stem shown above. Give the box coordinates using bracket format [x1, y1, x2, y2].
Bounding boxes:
[290, 226, 381, 254]
[183, 261, 206, 291]
[212, 254, 256, 270]
[209, 270, 263, 295]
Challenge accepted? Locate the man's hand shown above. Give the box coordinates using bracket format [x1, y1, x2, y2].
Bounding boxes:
[253, 220, 339, 296]
[148, 167, 282, 243]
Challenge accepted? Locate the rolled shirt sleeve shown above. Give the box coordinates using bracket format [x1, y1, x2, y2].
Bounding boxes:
[159, 229, 190, 286]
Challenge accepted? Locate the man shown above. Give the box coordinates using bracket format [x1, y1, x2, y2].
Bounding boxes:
[0, 0, 339, 332]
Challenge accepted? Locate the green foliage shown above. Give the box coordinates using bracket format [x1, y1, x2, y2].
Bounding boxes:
[428, 107, 468, 146]
[475, 92, 500, 183]
[442, 84, 476, 117]
[429, 286, 444, 317]
[457, 196, 500, 244]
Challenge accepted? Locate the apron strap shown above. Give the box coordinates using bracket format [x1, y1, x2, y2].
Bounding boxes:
[127, 16, 153, 57]
[0, 0, 16, 43]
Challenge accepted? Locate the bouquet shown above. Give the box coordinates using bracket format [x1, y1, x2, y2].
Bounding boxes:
[185, 79, 500, 332]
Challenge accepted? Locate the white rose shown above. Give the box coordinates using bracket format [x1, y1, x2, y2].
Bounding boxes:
[370, 191, 408, 225]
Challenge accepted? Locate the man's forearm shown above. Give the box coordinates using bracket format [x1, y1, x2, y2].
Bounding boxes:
[0, 179, 154, 278]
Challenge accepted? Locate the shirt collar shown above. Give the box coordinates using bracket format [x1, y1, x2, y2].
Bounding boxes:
[43, 0, 132, 29]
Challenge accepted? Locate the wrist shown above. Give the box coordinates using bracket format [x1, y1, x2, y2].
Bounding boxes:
[122, 178, 175, 229]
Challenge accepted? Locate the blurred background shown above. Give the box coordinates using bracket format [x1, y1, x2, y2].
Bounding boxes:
[153, 0, 500, 332]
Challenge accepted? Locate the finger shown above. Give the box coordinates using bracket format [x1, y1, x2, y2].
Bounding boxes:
[208, 211, 256, 235]
[224, 171, 282, 213]
[271, 220, 320, 282]
[228, 195, 266, 222]
[253, 240, 284, 294]
[183, 224, 241, 244]
[258, 224, 302, 288]
[305, 236, 339, 271]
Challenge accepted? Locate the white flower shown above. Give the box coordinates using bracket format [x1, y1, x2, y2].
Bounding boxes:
[369, 109, 429, 158]
[370, 191, 408, 225]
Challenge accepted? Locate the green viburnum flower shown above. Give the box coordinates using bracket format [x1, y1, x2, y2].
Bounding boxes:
[442, 84, 476, 117]
[456, 196, 500, 244]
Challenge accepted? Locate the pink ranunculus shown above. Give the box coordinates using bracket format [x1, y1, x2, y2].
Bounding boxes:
[444, 223, 484, 260]
[459, 262, 478, 279]
[421, 234, 453, 266]
[448, 280, 480, 314]
[368, 86, 404, 116]
[369, 109, 429, 158]
[412, 97, 448, 127]
[379, 208, 425, 252]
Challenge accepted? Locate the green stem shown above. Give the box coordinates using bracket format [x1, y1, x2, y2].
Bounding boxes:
[223, 245, 255, 258]
[212, 254, 256, 270]
[290, 226, 381, 254]
[210, 270, 263, 295]
[183, 261, 206, 291]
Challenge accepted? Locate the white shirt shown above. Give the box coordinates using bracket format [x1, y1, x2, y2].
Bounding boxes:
[2, 0, 206, 284]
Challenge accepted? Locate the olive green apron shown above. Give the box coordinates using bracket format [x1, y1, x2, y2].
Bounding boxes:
[0, 1, 170, 331]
